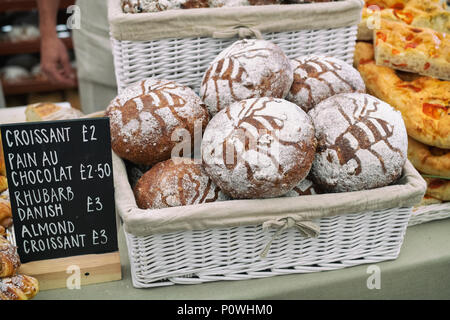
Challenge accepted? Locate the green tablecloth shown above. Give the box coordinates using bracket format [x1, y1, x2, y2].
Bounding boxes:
[35, 219, 450, 300]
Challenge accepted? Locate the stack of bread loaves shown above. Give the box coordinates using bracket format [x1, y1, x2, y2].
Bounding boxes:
[354, 0, 449, 207]
[107, 38, 409, 209]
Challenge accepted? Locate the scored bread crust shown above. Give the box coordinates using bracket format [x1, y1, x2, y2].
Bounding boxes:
[408, 136, 450, 178]
[373, 20, 450, 80]
[354, 42, 450, 149]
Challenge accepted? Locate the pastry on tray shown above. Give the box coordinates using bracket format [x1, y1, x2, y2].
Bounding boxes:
[373, 20, 449, 80]
[408, 136, 450, 178]
[358, 0, 449, 40]
[354, 42, 450, 149]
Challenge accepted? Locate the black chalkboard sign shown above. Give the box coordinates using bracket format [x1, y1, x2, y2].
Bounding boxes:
[1, 118, 118, 263]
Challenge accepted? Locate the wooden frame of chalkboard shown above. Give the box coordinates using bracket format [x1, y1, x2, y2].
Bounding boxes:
[1, 117, 121, 290]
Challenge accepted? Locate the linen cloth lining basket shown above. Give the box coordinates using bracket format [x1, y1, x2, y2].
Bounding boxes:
[108, 0, 365, 94]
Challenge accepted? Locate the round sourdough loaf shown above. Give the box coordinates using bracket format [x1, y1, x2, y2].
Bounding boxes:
[287, 55, 365, 112]
[202, 97, 316, 199]
[308, 93, 408, 193]
[106, 79, 209, 166]
[134, 158, 229, 209]
[200, 39, 293, 116]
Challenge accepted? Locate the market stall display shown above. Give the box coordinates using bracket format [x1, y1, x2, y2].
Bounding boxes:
[1, 0, 448, 298]
[100, 0, 432, 288]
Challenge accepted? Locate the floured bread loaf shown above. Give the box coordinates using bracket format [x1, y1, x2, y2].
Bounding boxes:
[287, 55, 365, 112]
[202, 97, 316, 199]
[0, 196, 12, 231]
[25, 103, 84, 122]
[200, 39, 293, 116]
[106, 79, 209, 166]
[283, 178, 320, 197]
[309, 93, 408, 193]
[134, 158, 229, 209]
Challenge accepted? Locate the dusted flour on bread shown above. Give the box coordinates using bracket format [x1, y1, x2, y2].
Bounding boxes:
[202, 97, 316, 199]
[308, 93, 408, 193]
[287, 55, 366, 112]
[200, 39, 293, 116]
[106, 79, 209, 166]
[134, 158, 229, 209]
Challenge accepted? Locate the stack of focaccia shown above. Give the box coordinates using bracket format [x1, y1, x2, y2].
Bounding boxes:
[355, 0, 449, 207]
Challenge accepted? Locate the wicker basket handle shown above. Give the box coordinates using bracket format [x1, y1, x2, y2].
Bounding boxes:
[213, 26, 263, 40]
[260, 217, 320, 258]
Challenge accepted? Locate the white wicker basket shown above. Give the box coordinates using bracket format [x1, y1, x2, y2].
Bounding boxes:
[409, 203, 450, 227]
[125, 207, 411, 288]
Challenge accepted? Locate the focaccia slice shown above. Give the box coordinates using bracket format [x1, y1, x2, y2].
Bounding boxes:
[408, 136, 450, 178]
